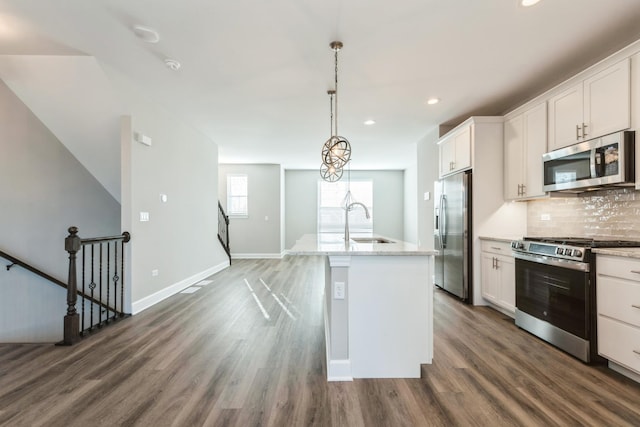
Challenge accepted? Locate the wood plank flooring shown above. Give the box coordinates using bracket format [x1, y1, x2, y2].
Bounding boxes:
[1, 255, 639, 426]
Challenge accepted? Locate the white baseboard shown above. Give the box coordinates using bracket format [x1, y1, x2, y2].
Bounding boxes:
[131, 261, 229, 314]
[231, 252, 284, 259]
[609, 361, 640, 384]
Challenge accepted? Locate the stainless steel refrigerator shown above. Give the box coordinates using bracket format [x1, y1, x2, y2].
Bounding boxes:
[434, 170, 472, 302]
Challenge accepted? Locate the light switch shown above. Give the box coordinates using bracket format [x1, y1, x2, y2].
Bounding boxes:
[160, 194, 168, 203]
[140, 212, 150, 222]
[424, 191, 430, 201]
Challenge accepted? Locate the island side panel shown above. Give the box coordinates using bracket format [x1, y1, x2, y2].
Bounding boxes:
[325, 255, 353, 381]
[348, 255, 433, 378]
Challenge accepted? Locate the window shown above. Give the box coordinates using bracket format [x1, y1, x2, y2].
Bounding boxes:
[227, 174, 248, 217]
[318, 180, 373, 234]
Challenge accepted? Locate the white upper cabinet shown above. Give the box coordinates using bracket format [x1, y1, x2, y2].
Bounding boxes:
[439, 125, 471, 177]
[548, 58, 630, 151]
[504, 102, 547, 200]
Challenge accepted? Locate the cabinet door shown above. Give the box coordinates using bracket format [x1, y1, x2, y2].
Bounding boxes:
[504, 114, 524, 200]
[453, 126, 471, 172]
[497, 255, 515, 313]
[439, 137, 454, 177]
[548, 83, 583, 150]
[584, 58, 630, 140]
[481, 253, 498, 303]
[523, 102, 547, 198]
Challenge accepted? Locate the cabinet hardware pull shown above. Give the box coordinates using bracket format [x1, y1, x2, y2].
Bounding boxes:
[576, 124, 581, 139]
[582, 123, 588, 137]
[630, 270, 640, 274]
[634, 350, 640, 356]
[490, 247, 501, 251]
[521, 184, 526, 195]
[632, 304, 640, 309]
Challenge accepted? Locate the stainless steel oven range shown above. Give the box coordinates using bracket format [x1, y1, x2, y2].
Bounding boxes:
[511, 237, 640, 363]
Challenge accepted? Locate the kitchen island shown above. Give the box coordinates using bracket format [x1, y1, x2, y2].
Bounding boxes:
[290, 234, 437, 381]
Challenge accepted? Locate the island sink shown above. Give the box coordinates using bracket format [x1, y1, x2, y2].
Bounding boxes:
[350, 237, 395, 244]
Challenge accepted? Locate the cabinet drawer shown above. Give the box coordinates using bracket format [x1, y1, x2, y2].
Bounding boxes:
[481, 240, 512, 255]
[597, 276, 640, 328]
[598, 316, 640, 375]
[597, 255, 640, 282]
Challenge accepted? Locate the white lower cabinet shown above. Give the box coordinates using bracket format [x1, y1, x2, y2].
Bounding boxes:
[481, 240, 515, 315]
[596, 255, 640, 379]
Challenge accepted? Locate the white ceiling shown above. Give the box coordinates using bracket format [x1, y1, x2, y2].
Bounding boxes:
[2, 0, 640, 175]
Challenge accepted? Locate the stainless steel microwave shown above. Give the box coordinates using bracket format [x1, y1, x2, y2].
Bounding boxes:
[542, 131, 635, 192]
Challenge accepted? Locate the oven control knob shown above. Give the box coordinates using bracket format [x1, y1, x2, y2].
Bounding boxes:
[573, 249, 583, 258]
[556, 248, 564, 255]
[565, 249, 573, 256]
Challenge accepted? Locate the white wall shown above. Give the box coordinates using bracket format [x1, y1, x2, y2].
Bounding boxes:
[284, 170, 405, 248]
[416, 128, 440, 250]
[0, 79, 121, 342]
[109, 68, 228, 314]
[218, 164, 283, 257]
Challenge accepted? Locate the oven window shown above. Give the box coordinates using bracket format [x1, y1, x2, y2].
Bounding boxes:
[515, 259, 589, 339]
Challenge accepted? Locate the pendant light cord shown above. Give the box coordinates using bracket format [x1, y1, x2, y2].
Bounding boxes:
[334, 48, 339, 137]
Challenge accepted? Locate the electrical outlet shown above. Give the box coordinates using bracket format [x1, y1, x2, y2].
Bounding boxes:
[152, 269, 159, 276]
[334, 281, 345, 300]
[541, 213, 551, 221]
[140, 211, 150, 222]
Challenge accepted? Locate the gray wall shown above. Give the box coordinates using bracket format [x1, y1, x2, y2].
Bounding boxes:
[110, 66, 228, 311]
[416, 128, 440, 250]
[218, 164, 283, 256]
[284, 170, 405, 249]
[0, 79, 121, 342]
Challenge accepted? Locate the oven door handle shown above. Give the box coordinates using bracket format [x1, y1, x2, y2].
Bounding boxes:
[513, 252, 590, 272]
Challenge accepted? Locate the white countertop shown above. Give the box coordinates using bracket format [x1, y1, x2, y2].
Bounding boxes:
[592, 247, 640, 259]
[479, 236, 520, 243]
[289, 234, 438, 256]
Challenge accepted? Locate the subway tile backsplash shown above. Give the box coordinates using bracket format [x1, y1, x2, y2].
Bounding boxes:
[527, 188, 640, 239]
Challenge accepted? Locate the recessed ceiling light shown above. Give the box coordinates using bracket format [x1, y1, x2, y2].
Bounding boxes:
[133, 25, 160, 43]
[426, 98, 440, 105]
[521, 0, 541, 7]
[364, 119, 376, 125]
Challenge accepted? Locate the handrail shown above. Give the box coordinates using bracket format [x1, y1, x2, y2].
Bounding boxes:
[1, 249, 67, 289]
[218, 201, 231, 264]
[1, 248, 115, 313]
[81, 232, 131, 245]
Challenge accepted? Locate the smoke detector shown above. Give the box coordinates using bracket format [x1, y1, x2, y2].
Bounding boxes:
[164, 58, 181, 71]
[132, 25, 160, 43]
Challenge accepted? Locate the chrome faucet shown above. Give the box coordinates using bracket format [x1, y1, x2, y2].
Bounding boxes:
[345, 202, 370, 243]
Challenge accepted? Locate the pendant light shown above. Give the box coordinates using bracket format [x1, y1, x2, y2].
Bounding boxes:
[320, 89, 343, 182]
[321, 41, 352, 176]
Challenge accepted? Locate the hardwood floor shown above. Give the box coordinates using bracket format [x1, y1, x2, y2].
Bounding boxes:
[1, 255, 639, 426]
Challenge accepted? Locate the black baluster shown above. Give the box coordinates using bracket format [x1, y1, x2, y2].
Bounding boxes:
[106, 243, 110, 324]
[99, 243, 103, 327]
[90, 244, 95, 331]
[113, 242, 119, 317]
[81, 247, 86, 336]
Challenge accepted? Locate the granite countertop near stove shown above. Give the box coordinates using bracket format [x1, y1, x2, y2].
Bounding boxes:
[592, 247, 640, 259]
[479, 236, 521, 243]
[289, 234, 438, 256]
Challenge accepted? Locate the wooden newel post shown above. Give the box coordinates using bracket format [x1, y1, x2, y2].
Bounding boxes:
[62, 226, 81, 345]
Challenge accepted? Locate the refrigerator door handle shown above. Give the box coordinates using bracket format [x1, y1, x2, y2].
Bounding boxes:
[440, 194, 447, 248]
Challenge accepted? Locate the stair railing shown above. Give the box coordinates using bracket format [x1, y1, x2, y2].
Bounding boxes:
[61, 226, 131, 345]
[218, 201, 231, 264]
